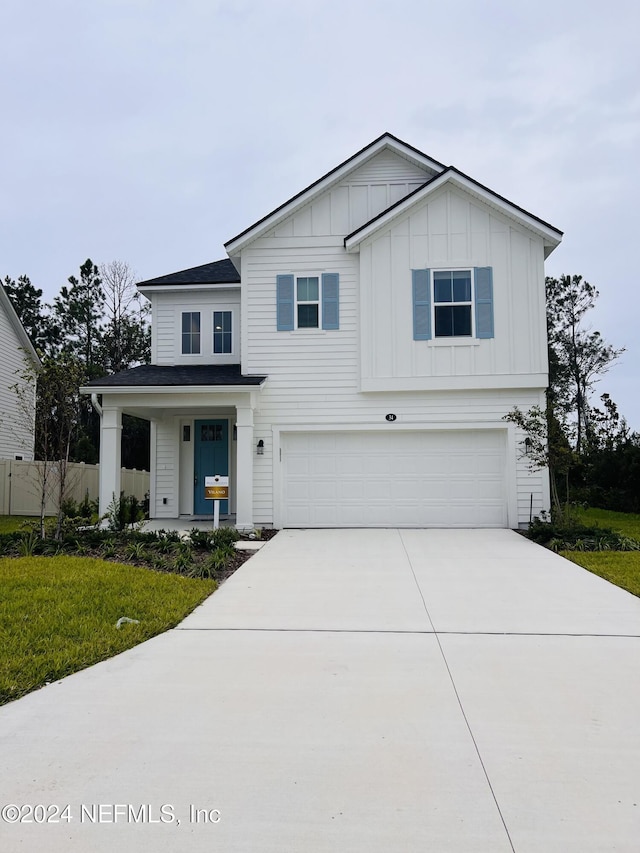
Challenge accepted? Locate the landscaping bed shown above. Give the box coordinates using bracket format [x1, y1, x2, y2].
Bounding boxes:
[0, 524, 276, 581]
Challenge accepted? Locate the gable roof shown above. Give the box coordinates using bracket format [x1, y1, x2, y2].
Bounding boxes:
[343, 166, 563, 256]
[138, 258, 240, 289]
[224, 132, 446, 255]
[0, 283, 40, 366]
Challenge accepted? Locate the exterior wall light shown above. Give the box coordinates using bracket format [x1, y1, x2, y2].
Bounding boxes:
[524, 437, 532, 455]
[257, 439, 264, 455]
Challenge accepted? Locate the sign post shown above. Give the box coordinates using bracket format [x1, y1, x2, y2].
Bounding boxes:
[204, 475, 229, 529]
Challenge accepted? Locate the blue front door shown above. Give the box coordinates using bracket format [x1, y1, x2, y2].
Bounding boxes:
[194, 420, 229, 515]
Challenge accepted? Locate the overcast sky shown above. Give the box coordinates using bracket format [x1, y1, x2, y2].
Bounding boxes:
[1, 0, 638, 428]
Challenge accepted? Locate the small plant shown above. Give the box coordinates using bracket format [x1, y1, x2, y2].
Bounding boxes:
[210, 527, 240, 548]
[124, 541, 148, 561]
[149, 555, 169, 572]
[189, 551, 226, 580]
[99, 539, 117, 559]
[173, 545, 194, 574]
[105, 492, 147, 532]
[17, 530, 39, 557]
[188, 529, 213, 548]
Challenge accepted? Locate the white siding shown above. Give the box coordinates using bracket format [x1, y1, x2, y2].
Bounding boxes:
[270, 149, 433, 239]
[0, 303, 36, 460]
[151, 288, 241, 365]
[360, 187, 548, 388]
[154, 418, 179, 517]
[242, 175, 550, 528]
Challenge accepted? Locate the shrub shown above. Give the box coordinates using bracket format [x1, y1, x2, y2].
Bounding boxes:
[527, 513, 640, 552]
[104, 492, 147, 531]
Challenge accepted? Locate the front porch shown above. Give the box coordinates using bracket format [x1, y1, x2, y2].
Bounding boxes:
[81, 364, 267, 533]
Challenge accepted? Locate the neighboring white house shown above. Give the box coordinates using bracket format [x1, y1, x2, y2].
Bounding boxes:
[0, 283, 39, 460]
[84, 133, 562, 530]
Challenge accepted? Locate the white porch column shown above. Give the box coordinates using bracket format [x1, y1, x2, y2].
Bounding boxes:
[235, 405, 254, 531]
[99, 406, 122, 517]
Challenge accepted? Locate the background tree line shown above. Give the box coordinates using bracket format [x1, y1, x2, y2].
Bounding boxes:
[4, 259, 151, 471]
[508, 273, 639, 513]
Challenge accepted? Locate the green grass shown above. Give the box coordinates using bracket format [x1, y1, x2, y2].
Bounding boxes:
[574, 507, 640, 539]
[0, 516, 39, 533]
[561, 551, 640, 598]
[0, 556, 216, 705]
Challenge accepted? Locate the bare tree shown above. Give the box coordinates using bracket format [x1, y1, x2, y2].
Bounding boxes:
[99, 260, 150, 373]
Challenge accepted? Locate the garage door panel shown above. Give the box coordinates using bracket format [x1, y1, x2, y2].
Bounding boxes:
[281, 430, 507, 528]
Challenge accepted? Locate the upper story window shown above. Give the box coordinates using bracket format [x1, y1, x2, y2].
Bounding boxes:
[296, 277, 320, 328]
[412, 267, 494, 341]
[213, 311, 233, 353]
[276, 273, 340, 331]
[433, 270, 473, 337]
[182, 311, 201, 354]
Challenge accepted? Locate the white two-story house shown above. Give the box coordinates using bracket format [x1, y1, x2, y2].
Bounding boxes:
[84, 133, 562, 530]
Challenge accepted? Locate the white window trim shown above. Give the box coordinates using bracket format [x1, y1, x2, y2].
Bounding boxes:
[294, 275, 322, 331]
[431, 267, 475, 340]
[181, 310, 202, 355]
[212, 309, 234, 356]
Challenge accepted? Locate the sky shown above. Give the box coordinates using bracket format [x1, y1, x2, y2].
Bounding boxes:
[1, 0, 639, 428]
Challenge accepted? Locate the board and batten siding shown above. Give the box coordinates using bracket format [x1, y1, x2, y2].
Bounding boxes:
[360, 186, 548, 388]
[0, 304, 36, 460]
[151, 288, 241, 365]
[240, 236, 547, 527]
[269, 149, 432, 240]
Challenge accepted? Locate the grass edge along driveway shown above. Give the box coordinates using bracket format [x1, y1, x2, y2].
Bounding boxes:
[0, 556, 216, 706]
[565, 508, 640, 598]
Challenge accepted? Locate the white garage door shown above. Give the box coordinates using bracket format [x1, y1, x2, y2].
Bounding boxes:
[280, 430, 507, 528]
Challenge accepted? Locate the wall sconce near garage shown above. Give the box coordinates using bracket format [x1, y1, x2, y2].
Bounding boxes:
[257, 439, 264, 455]
[524, 437, 532, 456]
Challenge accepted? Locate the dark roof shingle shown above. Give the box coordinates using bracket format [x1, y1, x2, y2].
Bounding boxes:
[85, 364, 266, 388]
[138, 258, 239, 287]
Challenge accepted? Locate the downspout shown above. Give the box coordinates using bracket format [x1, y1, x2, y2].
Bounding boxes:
[91, 394, 103, 417]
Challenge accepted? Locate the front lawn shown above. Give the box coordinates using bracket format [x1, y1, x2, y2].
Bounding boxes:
[0, 516, 39, 533]
[575, 507, 640, 539]
[561, 551, 640, 598]
[0, 556, 215, 705]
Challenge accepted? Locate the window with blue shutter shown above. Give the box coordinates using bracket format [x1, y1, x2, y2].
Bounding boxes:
[322, 273, 339, 330]
[276, 274, 295, 331]
[474, 267, 494, 339]
[412, 269, 431, 340]
[277, 273, 340, 330]
[412, 267, 494, 340]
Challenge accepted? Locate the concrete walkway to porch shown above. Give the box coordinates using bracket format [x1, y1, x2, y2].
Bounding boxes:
[1, 529, 640, 852]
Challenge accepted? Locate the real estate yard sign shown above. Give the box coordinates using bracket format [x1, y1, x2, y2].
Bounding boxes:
[204, 475, 229, 528]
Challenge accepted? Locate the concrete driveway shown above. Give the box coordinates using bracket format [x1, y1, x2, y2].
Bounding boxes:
[1, 529, 640, 852]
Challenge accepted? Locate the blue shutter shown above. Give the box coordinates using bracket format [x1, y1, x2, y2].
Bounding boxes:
[474, 267, 494, 339]
[412, 269, 431, 340]
[321, 273, 339, 330]
[276, 274, 294, 331]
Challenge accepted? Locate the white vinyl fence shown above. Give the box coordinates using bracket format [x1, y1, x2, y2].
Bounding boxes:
[0, 459, 149, 516]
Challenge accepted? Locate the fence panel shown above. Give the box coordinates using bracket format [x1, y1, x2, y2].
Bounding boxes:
[0, 459, 149, 516]
[0, 459, 9, 515]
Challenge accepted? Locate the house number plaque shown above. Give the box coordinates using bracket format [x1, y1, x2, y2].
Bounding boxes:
[385, 413, 397, 422]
